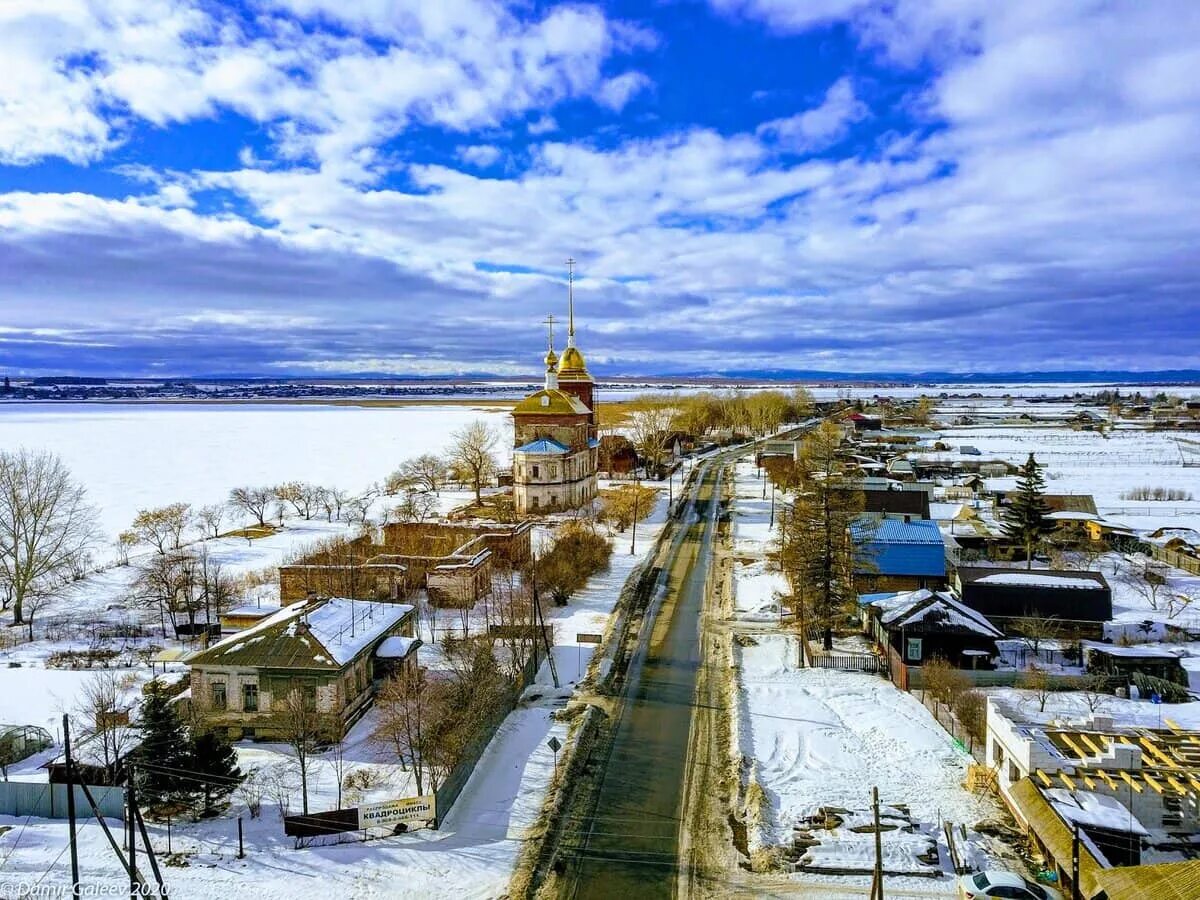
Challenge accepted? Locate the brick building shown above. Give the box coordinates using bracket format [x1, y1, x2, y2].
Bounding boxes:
[511, 261, 599, 515]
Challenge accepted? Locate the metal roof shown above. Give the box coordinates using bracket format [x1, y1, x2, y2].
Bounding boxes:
[853, 516, 946, 577]
[514, 437, 570, 454]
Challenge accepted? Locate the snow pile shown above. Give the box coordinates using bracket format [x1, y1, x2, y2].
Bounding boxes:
[1043, 789, 1148, 836]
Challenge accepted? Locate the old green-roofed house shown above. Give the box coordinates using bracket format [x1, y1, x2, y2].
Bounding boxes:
[188, 596, 417, 740]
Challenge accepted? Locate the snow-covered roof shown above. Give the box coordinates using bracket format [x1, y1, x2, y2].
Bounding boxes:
[869, 589, 1003, 638]
[1044, 788, 1149, 836]
[222, 604, 277, 618]
[1081, 640, 1183, 660]
[376, 636, 422, 659]
[190, 598, 414, 670]
[975, 572, 1101, 589]
[1046, 510, 1099, 521]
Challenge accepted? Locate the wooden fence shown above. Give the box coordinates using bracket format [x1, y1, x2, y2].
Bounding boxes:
[1150, 544, 1200, 576]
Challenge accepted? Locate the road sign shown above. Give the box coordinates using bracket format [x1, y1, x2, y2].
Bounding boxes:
[547, 736, 562, 753]
[576, 633, 602, 644]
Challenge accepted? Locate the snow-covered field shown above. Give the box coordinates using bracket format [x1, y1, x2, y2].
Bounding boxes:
[936, 425, 1200, 532]
[0, 403, 511, 541]
[736, 634, 994, 842]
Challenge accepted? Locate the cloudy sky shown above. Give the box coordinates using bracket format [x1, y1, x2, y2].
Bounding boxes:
[2, 0, 1199, 377]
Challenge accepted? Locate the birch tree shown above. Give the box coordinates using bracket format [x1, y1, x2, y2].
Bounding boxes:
[0, 449, 99, 626]
[447, 421, 499, 503]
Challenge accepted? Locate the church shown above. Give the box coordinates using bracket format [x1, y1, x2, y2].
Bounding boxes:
[511, 261, 599, 515]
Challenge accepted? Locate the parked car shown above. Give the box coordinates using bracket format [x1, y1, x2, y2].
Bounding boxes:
[957, 871, 1064, 900]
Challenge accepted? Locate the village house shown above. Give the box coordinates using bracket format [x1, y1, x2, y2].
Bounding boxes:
[188, 596, 417, 740]
[859, 588, 1002, 667]
[954, 566, 1113, 627]
[852, 515, 947, 592]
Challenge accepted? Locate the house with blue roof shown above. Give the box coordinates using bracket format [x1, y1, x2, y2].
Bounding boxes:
[852, 514, 947, 593]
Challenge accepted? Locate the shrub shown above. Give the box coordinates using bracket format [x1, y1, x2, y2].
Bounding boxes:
[953, 690, 988, 745]
[535, 522, 612, 605]
[1120, 486, 1194, 501]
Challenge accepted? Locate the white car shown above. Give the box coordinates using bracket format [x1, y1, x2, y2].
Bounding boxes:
[957, 870, 1065, 900]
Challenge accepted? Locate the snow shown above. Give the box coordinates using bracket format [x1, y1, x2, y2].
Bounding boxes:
[303, 599, 413, 666]
[935, 425, 1200, 533]
[1043, 789, 1149, 836]
[736, 634, 995, 848]
[0, 402, 510, 542]
[375, 636, 420, 658]
[975, 572, 1101, 589]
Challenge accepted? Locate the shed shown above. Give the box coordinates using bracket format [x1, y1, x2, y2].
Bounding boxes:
[1082, 642, 1188, 687]
[956, 566, 1112, 624]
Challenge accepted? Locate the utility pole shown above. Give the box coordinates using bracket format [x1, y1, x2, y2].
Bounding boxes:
[531, 574, 558, 688]
[630, 478, 639, 555]
[63, 714, 81, 898]
[128, 769, 138, 899]
[1072, 822, 1081, 900]
[871, 786, 884, 900]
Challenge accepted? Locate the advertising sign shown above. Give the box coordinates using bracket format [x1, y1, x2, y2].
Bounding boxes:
[358, 795, 436, 831]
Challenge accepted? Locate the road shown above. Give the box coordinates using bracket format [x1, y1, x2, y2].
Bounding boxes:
[559, 452, 730, 899]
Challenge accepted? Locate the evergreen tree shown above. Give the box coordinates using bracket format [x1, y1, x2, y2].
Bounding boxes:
[1002, 453, 1054, 569]
[190, 729, 243, 818]
[136, 682, 191, 808]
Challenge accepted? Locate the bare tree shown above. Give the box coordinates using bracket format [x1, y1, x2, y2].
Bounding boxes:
[1011, 615, 1063, 663]
[1018, 664, 1053, 713]
[77, 671, 138, 783]
[131, 502, 192, 553]
[374, 668, 430, 795]
[228, 486, 274, 527]
[393, 491, 438, 524]
[0, 449, 100, 626]
[627, 400, 676, 475]
[115, 530, 139, 566]
[401, 455, 447, 494]
[280, 687, 330, 816]
[320, 487, 349, 522]
[447, 420, 499, 503]
[195, 504, 226, 540]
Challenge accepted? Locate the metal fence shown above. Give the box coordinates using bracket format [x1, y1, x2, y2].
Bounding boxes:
[0, 781, 125, 821]
[808, 651, 887, 675]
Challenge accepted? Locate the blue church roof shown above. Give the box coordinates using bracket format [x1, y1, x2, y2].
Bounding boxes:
[853, 516, 946, 578]
[514, 438, 570, 455]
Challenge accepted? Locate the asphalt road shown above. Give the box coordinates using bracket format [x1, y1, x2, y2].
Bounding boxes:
[562, 454, 728, 899]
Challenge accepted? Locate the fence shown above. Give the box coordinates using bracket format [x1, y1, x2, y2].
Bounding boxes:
[432, 650, 539, 825]
[808, 650, 887, 675]
[0, 781, 125, 821]
[1150, 545, 1200, 576]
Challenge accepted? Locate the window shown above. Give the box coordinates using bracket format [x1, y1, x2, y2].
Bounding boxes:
[1009, 761, 1021, 783]
[993, 740, 1005, 766]
[210, 682, 227, 710]
[303, 684, 317, 711]
[242, 683, 259, 712]
[550, 465, 558, 478]
[905, 637, 922, 662]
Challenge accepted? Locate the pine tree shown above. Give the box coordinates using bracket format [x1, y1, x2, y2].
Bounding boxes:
[1002, 453, 1054, 569]
[136, 682, 191, 808]
[190, 729, 243, 818]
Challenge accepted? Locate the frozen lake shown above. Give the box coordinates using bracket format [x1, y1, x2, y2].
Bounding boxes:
[0, 403, 511, 541]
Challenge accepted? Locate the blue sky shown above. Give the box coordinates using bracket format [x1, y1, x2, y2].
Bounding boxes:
[1, 0, 1199, 377]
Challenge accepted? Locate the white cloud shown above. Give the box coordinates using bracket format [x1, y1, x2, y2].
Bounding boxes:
[757, 77, 868, 152]
[457, 145, 503, 167]
[596, 71, 652, 111]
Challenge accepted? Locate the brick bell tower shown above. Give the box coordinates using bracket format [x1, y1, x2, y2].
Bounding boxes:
[555, 258, 597, 437]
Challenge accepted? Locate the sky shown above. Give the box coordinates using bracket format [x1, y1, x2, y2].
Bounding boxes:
[1, 0, 1199, 378]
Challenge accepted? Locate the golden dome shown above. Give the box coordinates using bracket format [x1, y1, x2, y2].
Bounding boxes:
[557, 345, 591, 380]
[513, 388, 590, 416]
[544, 347, 559, 368]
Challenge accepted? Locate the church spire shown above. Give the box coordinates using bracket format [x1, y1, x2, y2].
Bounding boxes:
[566, 257, 576, 348]
[543, 313, 559, 390]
